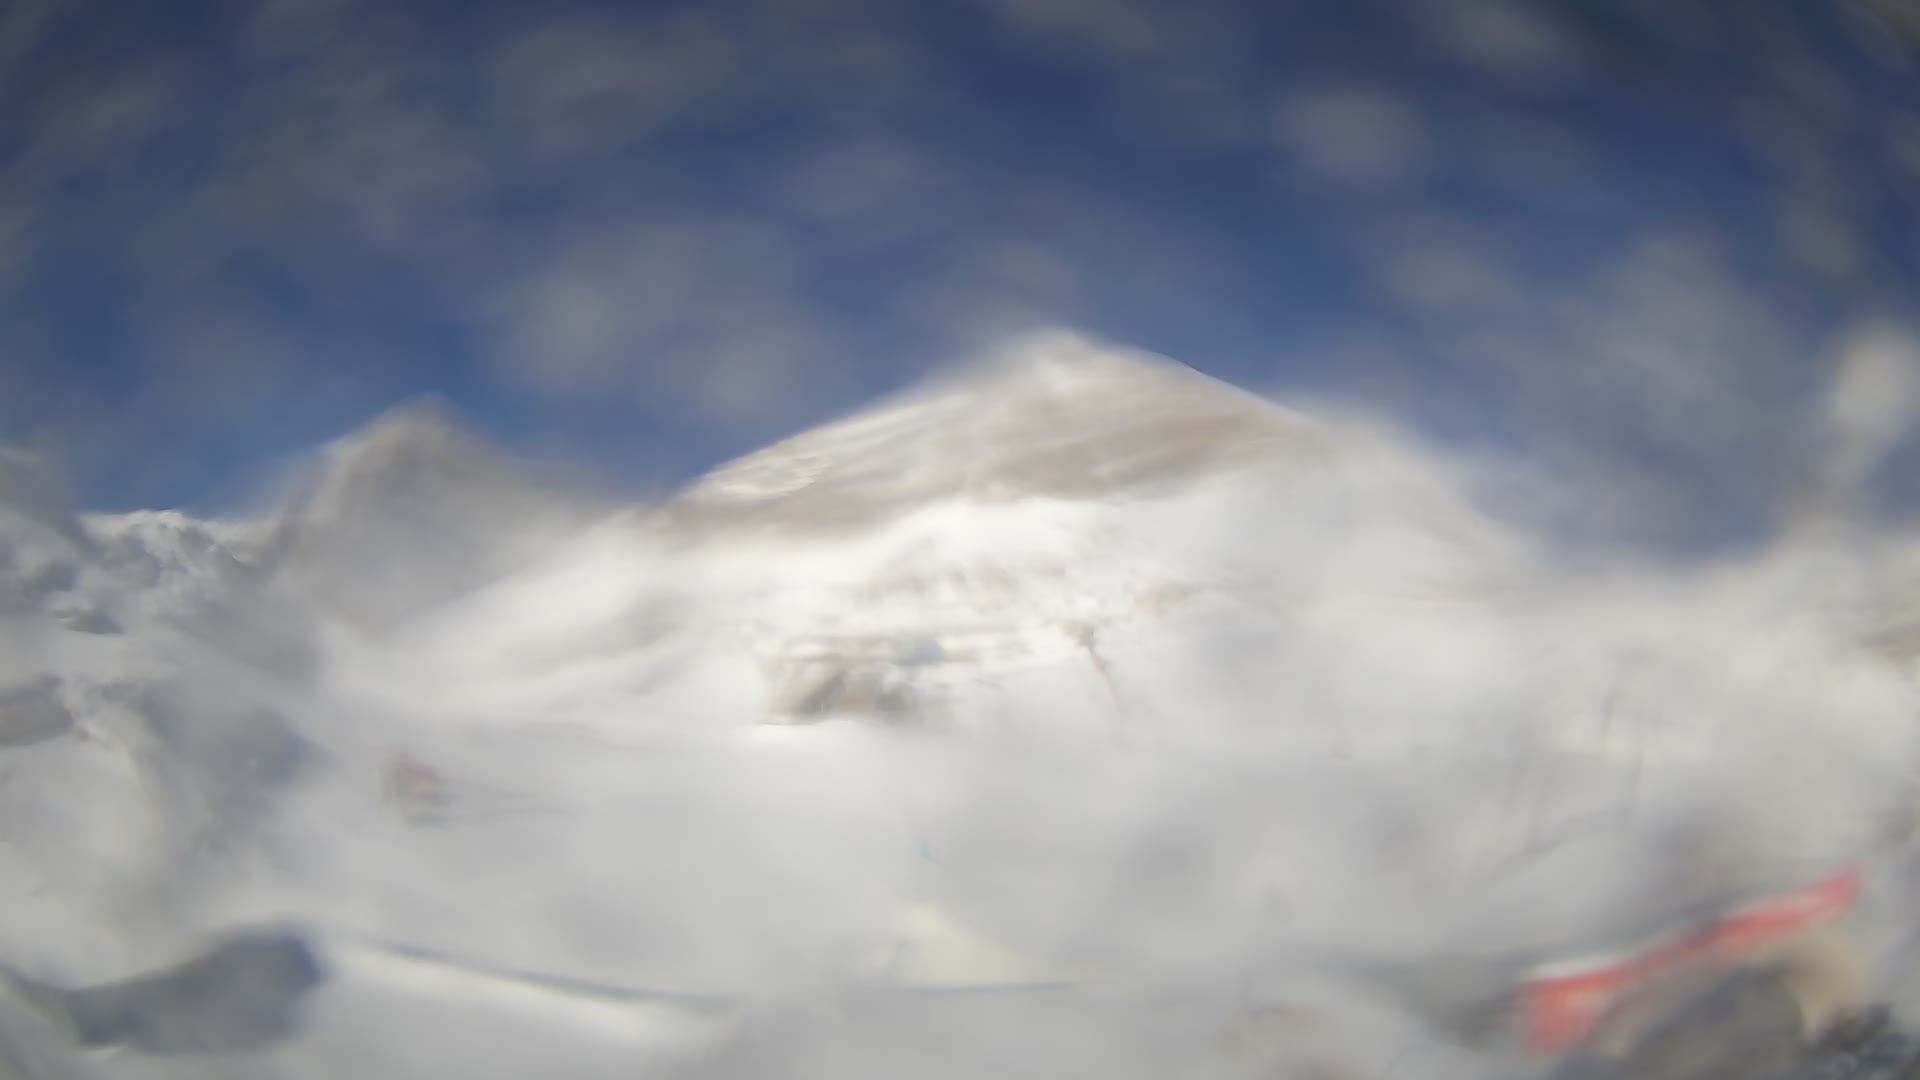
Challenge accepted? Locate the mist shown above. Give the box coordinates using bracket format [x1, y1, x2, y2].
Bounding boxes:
[4, 1, 1920, 1078]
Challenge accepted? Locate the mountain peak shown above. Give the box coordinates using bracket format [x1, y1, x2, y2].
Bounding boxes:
[320, 396, 484, 476]
[263, 398, 609, 629]
[671, 330, 1317, 533]
[880, 328, 1277, 420]
[279, 397, 525, 529]
[932, 327, 1167, 388]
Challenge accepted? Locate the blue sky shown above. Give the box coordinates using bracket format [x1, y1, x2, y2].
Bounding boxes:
[2, 0, 1918, 551]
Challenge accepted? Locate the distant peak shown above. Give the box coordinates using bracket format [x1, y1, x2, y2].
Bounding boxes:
[263, 396, 534, 539]
[325, 396, 483, 468]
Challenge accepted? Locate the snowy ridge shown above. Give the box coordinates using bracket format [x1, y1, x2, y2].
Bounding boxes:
[256, 399, 616, 632]
[2, 330, 1920, 1079]
[332, 337, 1526, 738]
[675, 330, 1323, 532]
[84, 510, 271, 620]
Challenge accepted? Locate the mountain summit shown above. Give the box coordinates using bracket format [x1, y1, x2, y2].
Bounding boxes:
[670, 331, 1323, 534]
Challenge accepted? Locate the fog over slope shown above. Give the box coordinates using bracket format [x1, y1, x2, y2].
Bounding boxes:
[4, 330, 1920, 1078]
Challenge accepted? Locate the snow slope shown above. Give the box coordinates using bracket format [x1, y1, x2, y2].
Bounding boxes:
[338, 332, 1535, 740]
[3, 330, 1920, 1079]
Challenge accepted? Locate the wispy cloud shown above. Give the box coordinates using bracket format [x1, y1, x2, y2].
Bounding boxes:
[484, 215, 852, 424]
[0, 0, 1911, 535]
[490, 10, 749, 166]
[1271, 86, 1429, 189]
[1414, 0, 1589, 89]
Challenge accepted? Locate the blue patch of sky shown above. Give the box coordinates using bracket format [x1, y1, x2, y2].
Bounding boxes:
[1, 0, 1915, 554]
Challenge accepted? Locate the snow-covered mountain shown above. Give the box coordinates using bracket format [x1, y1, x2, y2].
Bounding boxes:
[339, 331, 1536, 740]
[3, 329, 1920, 1080]
[672, 329, 1327, 527]
[0, 398, 635, 988]
[249, 398, 616, 633]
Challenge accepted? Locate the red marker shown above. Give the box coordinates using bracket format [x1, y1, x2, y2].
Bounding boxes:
[1517, 865, 1862, 1055]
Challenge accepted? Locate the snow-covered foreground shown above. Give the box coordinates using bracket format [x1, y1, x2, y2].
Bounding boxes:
[6, 331, 1920, 1078]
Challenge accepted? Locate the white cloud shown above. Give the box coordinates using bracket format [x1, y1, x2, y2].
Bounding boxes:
[139, 304, 307, 425]
[0, 0, 54, 80]
[0, 197, 30, 285]
[239, 0, 360, 59]
[1456, 107, 1610, 213]
[1416, 0, 1587, 90]
[1892, 113, 1920, 176]
[485, 216, 852, 426]
[691, 323, 845, 424]
[1354, 226, 1835, 546]
[1272, 87, 1427, 188]
[86, 8, 497, 313]
[1346, 210, 1525, 320]
[490, 11, 747, 164]
[892, 234, 1089, 354]
[985, 0, 1165, 63]
[1778, 201, 1863, 281]
[775, 139, 933, 226]
[1379, 239, 1516, 313]
[1818, 323, 1920, 501]
[19, 63, 184, 186]
[1843, 0, 1920, 70]
[1097, 69, 1262, 153]
[1531, 237, 1789, 487]
[985, 0, 1262, 156]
